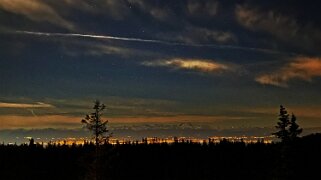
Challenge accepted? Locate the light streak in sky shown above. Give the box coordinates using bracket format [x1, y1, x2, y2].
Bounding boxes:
[15, 30, 294, 54]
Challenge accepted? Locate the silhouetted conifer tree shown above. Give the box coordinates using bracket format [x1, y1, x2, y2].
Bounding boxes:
[289, 113, 302, 140]
[81, 100, 111, 146]
[273, 105, 290, 142]
[29, 138, 35, 147]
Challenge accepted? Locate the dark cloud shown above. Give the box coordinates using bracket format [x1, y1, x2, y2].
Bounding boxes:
[157, 26, 237, 44]
[186, 0, 219, 17]
[235, 3, 321, 55]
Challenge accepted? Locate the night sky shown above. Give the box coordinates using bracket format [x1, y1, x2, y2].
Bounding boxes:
[1, 0, 321, 136]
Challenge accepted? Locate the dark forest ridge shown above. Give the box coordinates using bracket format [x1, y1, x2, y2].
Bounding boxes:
[1, 133, 320, 180]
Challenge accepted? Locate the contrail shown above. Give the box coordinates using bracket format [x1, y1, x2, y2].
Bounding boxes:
[16, 30, 170, 44]
[15, 30, 294, 55]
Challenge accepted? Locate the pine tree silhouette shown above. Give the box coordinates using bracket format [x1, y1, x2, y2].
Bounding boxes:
[289, 113, 302, 140]
[273, 105, 290, 142]
[81, 100, 111, 146]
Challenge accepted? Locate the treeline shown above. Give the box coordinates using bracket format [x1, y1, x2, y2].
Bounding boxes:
[0, 133, 320, 180]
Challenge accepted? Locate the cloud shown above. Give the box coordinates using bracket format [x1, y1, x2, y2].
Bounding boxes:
[241, 105, 321, 120]
[187, 0, 219, 17]
[74, 43, 158, 58]
[171, 26, 237, 44]
[0, 114, 250, 129]
[0, 102, 54, 108]
[17, 97, 182, 118]
[0, 115, 78, 129]
[235, 4, 298, 39]
[100, 0, 130, 20]
[62, 43, 160, 59]
[129, 0, 219, 22]
[235, 4, 321, 52]
[142, 58, 231, 73]
[86, 45, 142, 58]
[128, 0, 170, 21]
[0, 0, 74, 30]
[255, 57, 321, 87]
[61, 0, 130, 20]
